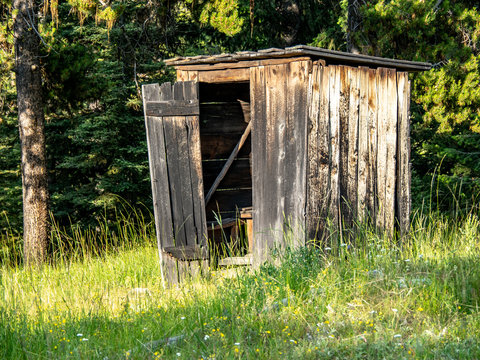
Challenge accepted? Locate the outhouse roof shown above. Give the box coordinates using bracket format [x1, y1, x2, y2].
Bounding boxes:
[165, 45, 431, 72]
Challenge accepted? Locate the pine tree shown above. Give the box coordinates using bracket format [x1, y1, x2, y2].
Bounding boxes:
[13, 0, 49, 265]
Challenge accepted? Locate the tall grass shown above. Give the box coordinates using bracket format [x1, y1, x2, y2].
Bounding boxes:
[1, 199, 480, 358]
[0, 202, 157, 268]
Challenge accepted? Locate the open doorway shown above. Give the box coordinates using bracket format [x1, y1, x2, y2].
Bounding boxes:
[198, 82, 252, 262]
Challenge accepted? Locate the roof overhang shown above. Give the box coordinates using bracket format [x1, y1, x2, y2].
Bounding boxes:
[165, 45, 431, 72]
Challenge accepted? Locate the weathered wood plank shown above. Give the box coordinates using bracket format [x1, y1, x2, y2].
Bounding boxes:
[284, 60, 309, 248]
[376, 68, 388, 230]
[183, 81, 207, 246]
[357, 67, 370, 223]
[163, 245, 208, 261]
[198, 68, 250, 83]
[142, 83, 174, 249]
[186, 114, 208, 246]
[146, 100, 200, 117]
[329, 66, 341, 229]
[176, 56, 312, 71]
[176, 69, 188, 82]
[385, 68, 398, 235]
[161, 252, 179, 285]
[339, 66, 351, 230]
[267, 64, 287, 254]
[306, 62, 321, 241]
[317, 64, 331, 241]
[173, 83, 198, 246]
[200, 134, 251, 160]
[396, 72, 411, 235]
[348, 67, 360, 226]
[162, 118, 188, 246]
[186, 70, 198, 82]
[251, 65, 267, 267]
[367, 69, 378, 222]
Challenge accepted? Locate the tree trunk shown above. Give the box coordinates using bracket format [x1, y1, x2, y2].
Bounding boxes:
[13, 0, 49, 266]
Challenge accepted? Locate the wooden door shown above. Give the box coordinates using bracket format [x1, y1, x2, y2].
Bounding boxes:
[142, 81, 208, 284]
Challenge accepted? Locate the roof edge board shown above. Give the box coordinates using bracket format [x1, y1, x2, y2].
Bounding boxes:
[165, 45, 432, 71]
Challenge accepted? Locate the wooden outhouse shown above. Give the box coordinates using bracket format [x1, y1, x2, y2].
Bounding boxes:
[142, 45, 430, 282]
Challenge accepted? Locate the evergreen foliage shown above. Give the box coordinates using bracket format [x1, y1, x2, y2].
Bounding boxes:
[0, 0, 479, 237]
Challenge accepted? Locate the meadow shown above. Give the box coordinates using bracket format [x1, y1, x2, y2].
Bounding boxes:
[1, 207, 480, 359]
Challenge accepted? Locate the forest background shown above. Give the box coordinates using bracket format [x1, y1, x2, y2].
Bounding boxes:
[1, 0, 479, 242]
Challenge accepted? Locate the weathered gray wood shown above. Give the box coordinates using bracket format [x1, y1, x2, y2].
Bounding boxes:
[251, 65, 267, 266]
[163, 245, 208, 261]
[367, 69, 378, 222]
[143, 80, 207, 283]
[186, 114, 208, 246]
[357, 67, 369, 223]
[284, 60, 309, 248]
[348, 67, 360, 226]
[396, 72, 411, 235]
[162, 117, 188, 246]
[318, 65, 332, 241]
[143, 84, 174, 249]
[376, 68, 388, 230]
[306, 62, 322, 241]
[145, 100, 200, 117]
[329, 66, 341, 229]
[267, 64, 286, 255]
[339, 66, 351, 230]
[205, 121, 252, 205]
[385, 68, 398, 235]
[198, 68, 250, 83]
[161, 252, 179, 285]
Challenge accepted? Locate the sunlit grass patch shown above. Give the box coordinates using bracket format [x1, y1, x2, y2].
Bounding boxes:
[1, 209, 480, 358]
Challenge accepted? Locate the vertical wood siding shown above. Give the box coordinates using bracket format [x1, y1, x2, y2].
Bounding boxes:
[306, 64, 410, 242]
[251, 60, 310, 266]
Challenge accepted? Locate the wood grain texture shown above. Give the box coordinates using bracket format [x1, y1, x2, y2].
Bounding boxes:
[143, 81, 208, 284]
[146, 100, 200, 117]
[375, 68, 388, 230]
[367, 69, 378, 223]
[306, 63, 321, 241]
[198, 68, 250, 83]
[142, 83, 174, 249]
[329, 66, 341, 230]
[385, 68, 398, 235]
[251, 61, 309, 266]
[284, 60, 308, 248]
[396, 72, 411, 235]
[251, 65, 266, 266]
[339, 66, 351, 230]
[306, 62, 331, 243]
[267, 63, 286, 254]
[347, 67, 360, 227]
[357, 67, 369, 223]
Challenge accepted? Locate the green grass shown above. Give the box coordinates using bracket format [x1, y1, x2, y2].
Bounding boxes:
[1, 210, 480, 359]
